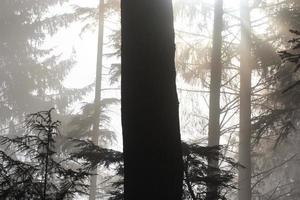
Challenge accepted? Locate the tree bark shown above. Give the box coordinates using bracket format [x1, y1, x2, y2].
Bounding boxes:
[89, 0, 105, 199]
[238, 0, 252, 199]
[207, 0, 223, 199]
[121, 0, 183, 199]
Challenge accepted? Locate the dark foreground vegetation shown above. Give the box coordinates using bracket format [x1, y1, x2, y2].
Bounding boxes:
[0, 109, 238, 199]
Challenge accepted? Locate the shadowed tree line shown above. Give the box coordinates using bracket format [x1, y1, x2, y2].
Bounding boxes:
[0, 109, 238, 200]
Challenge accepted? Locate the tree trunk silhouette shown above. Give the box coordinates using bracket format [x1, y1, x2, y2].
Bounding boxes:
[121, 0, 183, 199]
[89, 0, 105, 199]
[238, 0, 252, 199]
[207, 0, 223, 199]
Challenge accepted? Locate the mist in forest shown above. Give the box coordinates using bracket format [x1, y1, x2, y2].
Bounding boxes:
[0, 0, 300, 199]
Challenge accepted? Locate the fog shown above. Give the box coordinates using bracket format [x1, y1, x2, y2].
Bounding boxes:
[0, 0, 299, 199]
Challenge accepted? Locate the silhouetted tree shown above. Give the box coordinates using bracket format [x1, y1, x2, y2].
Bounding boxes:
[89, 0, 106, 199]
[0, 109, 90, 199]
[121, 0, 183, 199]
[207, 0, 224, 199]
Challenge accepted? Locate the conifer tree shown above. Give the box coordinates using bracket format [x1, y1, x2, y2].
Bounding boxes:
[238, 0, 252, 199]
[121, 0, 183, 199]
[207, 0, 224, 199]
[0, 0, 90, 127]
[0, 109, 90, 199]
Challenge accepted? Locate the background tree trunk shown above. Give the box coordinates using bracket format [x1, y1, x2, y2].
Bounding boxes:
[207, 0, 223, 199]
[238, 0, 252, 199]
[121, 0, 183, 199]
[89, 0, 105, 199]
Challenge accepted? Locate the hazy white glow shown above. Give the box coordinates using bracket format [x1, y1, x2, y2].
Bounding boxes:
[60, 0, 265, 90]
[47, 0, 269, 148]
[63, 29, 98, 89]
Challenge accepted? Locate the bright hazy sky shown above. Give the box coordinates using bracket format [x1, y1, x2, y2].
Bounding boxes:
[49, 0, 264, 90]
[58, 0, 264, 89]
[46, 0, 267, 149]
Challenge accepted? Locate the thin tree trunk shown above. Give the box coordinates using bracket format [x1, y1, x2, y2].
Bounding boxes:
[89, 0, 105, 199]
[238, 0, 252, 199]
[207, 0, 223, 199]
[121, 0, 183, 199]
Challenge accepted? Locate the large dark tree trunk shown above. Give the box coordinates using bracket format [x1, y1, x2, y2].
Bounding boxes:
[89, 0, 105, 199]
[206, 0, 223, 199]
[238, 0, 252, 199]
[121, 0, 183, 199]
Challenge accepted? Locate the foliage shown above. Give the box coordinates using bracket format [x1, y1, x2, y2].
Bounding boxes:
[71, 140, 237, 200]
[252, 29, 300, 144]
[0, 0, 92, 126]
[182, 143, 237, 200]
[59, 98, 119, 152]
[278, 29, 300, 91]
[0, 109, 90, 199]
[251, 0, 300, 195]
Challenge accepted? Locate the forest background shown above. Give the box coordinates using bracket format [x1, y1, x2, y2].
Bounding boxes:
[0, 0, 300, 199]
